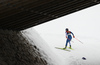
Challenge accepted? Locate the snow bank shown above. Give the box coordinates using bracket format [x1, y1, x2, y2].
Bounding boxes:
[21, 28, 63, 65]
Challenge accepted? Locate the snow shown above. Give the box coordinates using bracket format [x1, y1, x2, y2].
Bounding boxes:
[22, 4, 100, 65]
[22, 29, 63, 65]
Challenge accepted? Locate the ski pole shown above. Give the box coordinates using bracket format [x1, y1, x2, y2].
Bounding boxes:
[75, 38, 83, 44]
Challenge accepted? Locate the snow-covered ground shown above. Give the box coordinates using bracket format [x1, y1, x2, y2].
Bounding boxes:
[23, 4, 100, 65]
[22, 28, 63, 65]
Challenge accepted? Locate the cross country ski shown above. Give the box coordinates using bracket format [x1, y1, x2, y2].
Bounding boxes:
[55, 47, 70, 52]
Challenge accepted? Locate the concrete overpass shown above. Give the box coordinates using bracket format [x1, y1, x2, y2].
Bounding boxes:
[0, 0, 100, 31]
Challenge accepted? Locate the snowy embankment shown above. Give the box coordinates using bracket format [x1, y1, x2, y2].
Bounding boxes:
[22, 28, 100, 65]
[37, 32, 100, 65]
[21, 28, 63, 65]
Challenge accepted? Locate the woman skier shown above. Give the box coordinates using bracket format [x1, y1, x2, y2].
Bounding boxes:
[64, 28, 75, 49]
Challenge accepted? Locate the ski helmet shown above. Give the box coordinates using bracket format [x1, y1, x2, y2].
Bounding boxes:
[66, 28, 69, 31]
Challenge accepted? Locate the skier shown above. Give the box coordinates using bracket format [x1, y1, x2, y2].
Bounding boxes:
[64, 28, 75, 49]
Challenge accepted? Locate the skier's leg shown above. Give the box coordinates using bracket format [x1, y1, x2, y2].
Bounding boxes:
[68, 36, 72, 49]
[69, 41, 71, 49]
[64, 39, 69, 49]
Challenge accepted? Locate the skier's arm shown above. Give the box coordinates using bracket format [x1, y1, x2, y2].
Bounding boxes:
[65, 32, 68, 38]
[71, 32, 75, 38]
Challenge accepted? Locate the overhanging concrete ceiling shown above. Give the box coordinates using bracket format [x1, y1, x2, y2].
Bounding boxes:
[0, 0, 100, 31]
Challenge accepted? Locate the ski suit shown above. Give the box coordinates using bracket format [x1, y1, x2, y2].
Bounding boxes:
[65, 31, 74, 46]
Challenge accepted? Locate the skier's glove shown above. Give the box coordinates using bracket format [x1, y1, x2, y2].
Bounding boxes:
[73, 36, 75, 38]
[66, 36, 68, 38]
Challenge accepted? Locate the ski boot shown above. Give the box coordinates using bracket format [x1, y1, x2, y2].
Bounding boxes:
[63, 46, 67, 49]
[69, 45, 72, 49]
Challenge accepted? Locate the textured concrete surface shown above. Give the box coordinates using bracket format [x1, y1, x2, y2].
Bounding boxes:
[0, 29, 47, 65]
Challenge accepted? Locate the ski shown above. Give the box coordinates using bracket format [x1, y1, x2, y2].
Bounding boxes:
[55, 47, 70, 52]
[67, 47, 74, 50]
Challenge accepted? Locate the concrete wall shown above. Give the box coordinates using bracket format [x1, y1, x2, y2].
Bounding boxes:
[0, 29, 47, 65]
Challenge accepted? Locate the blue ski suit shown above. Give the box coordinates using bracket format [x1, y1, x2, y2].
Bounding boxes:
[65, 31, 74, 46]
